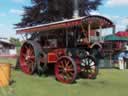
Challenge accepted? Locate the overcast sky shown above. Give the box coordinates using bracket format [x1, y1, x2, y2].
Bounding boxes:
[0, 0, 128, 39]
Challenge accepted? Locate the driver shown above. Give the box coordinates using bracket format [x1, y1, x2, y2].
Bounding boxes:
[79, 32, 90, 47]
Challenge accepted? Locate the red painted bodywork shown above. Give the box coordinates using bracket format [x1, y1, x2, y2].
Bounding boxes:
[47, 48, 81, 73]
[17, 15, 115, 74]
[47, 49, 66, 63]
[48, 53, 57, 63]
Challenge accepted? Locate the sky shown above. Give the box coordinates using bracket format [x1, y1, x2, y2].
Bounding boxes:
[0, 0, 128, 39]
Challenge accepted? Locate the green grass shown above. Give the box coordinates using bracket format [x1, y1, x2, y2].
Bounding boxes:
[0, 58, 16, 66]
[1, 69, 128, 96]
[0, 58, 128, 96]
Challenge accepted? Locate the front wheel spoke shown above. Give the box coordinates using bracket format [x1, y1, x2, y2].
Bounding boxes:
[89, 69, 95, 73]
[90, 67, 96, 71]
[90, 63, 95, 67]
[89, 61, 95, 66]
[90, 66, 96, 69]
[89, 59, 93, 63]
[85, 59, 89, 65]
[88, 60, 93, 65]
[87, 59, 90, 65]
[83, 69, 88, 72]
[87, 70, 91, 73]
[86, 59, 92, 65]
[91, 70, 96, 73]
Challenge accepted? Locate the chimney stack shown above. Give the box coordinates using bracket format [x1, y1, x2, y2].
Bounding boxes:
[73, 0, 79, 18]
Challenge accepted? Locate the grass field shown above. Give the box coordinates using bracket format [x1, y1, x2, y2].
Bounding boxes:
[0, 58, 16, 66]
[0, 59, 128, 96]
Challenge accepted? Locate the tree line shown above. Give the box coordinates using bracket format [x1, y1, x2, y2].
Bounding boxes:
[15, 0, 102, 28]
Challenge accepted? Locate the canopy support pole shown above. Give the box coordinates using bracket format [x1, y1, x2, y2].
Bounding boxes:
[66, 29, 68, 47]
[88, 24, 91, 42]
[113, 25, 116, 34]
[99, 26, 102, 41]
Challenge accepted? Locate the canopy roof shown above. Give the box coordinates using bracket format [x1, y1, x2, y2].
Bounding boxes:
[16, 15, 115, 34]
[82, 15, 114, 30]
[104, 34, 128, 41]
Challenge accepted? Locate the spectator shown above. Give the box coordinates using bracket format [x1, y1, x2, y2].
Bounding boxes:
[123, 43, 128, 69]
[124, 43, 128, 52]
[118, 51, 125, 70]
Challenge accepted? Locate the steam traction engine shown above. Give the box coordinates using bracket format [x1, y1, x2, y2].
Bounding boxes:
[16, 15, 115, 83]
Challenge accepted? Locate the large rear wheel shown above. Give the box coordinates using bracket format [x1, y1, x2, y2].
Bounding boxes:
[19, 41, 38, 74]
[55, 56, 77, 84]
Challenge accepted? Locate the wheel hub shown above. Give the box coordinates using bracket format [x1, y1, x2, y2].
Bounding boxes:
[64, 68, 67, 72]
[25, 56, 30, 60]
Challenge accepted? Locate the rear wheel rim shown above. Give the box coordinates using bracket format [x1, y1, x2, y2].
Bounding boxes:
[55, 57, 77, 83]
[20, 43, 36, 74]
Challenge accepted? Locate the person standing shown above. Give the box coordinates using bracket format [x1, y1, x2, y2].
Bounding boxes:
[123, 43, 128, 69]
[118, 51, 125, 70]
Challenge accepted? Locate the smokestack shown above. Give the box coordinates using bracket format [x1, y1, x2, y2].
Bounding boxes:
[73, 0, 79, 18]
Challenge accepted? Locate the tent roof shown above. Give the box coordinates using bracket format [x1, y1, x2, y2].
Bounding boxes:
[116, 31, 128, 37]
[0, 40, 15, 47]
[104, 34, 128, 41]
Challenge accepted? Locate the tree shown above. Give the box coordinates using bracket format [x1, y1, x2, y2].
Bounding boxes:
[9, 37, 21, 47]
[15, 0, 102, 28]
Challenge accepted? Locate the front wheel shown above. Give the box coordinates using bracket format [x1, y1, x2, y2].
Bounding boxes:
[80, 55, 98, 79]
[55, 56, 77, 84]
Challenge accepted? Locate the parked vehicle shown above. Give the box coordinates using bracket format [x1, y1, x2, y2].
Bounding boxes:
[16, 15, 115, 83]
